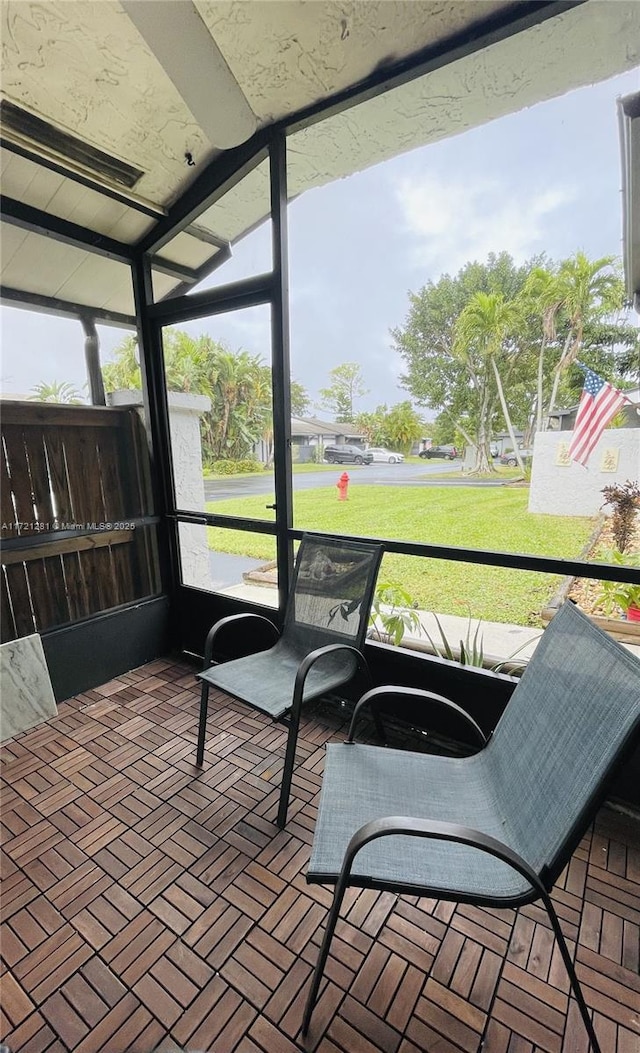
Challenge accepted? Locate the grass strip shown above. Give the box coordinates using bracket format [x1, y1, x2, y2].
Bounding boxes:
[205, 485, 596, 626]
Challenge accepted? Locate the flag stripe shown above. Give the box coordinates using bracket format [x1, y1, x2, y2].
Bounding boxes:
[568, 368, 626, 467]
[572, 392, 623, 460]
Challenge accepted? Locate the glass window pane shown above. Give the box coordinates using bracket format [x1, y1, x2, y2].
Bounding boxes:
[160, 305, 275, 520]
[285, 66, 638, 576]
[371, 553, 565, 650]
[179, 523, 277, 602]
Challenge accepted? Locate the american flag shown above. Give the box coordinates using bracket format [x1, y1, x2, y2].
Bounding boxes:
[568, 365, 628, 467]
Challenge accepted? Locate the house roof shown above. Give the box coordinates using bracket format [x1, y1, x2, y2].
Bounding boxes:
[291, 416, 361, 438]
[1, 1, 639, 325]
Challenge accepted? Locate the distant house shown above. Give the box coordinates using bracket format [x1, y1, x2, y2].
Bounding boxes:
[494, 431, 525, 454]
[254, 417, 364, 463]
[290, 417, 364, 462]
[549, 388, 640, 431]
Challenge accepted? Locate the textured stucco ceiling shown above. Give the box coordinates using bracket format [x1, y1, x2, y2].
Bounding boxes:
[1, 1, 511, 210]
[1, 1, 639, 319]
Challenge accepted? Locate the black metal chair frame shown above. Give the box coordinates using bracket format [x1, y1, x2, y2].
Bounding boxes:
[302, 812, 601, 1051]
[301, 599, 640, 1052]
[196, 535, 383, 828]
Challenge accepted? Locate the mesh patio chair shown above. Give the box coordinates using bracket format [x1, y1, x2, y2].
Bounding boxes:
[302, 601, 640, 1050]
[196, 534, 383, 828]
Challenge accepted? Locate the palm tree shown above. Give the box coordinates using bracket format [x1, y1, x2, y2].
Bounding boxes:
[545, 252, 622, 425]
[456, 292, 525, 473]
[522, 265, 563, 434]
[31, 380, 84, 404]
[383, 401, 424, 452]
[102, 335, 141, 392]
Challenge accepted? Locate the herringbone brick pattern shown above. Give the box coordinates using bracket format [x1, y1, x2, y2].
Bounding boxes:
[1, 657, 639, 1052]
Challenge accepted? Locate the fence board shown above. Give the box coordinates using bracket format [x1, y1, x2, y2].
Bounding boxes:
[25, 428, 56, 528]
[111, 545, 135, 606]
[61, 552, 89, 622]
[25, 560, 57, 632]
[1, 402, 160, 642]
[41, 557, 71, 628]
[98, 428, 126, 521]
[0, 401, 127, 427]
[2, 428, 35, 533]
[63, 429, 101, 526]
[1, 568, 16, 643]
[3, 564, 35, 637]
[1, 530, 134, 566]
[43, 429, 74, 526]
[1, 439, 17, 534]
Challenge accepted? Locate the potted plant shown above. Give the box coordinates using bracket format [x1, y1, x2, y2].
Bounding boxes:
[596, 580, 640, 621]
[595, 550, 640, 621]
[368, 581, 423, 645]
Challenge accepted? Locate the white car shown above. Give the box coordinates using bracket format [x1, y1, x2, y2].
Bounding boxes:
[365, 447, 404, 463]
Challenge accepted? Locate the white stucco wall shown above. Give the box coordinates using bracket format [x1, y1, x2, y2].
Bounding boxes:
[108, 389, 212, 587]
[528, 429, 640, 516]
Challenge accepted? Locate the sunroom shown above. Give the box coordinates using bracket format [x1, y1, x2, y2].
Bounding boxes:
[1, 2, 640, 1051]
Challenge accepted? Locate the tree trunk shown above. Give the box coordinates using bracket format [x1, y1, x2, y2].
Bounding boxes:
[544, 331, 573, 428]
[536, 334, 547, 434]
[491, 359, 526, 474]
[469, 383, 493, 474]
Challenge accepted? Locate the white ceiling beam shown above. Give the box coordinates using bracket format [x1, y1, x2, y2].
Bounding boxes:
[121, 0, 257, 149]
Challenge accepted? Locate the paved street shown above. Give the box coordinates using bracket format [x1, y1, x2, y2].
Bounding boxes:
[203, 460, 503, 501]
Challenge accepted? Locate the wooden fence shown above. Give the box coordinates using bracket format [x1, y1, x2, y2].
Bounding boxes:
[1, 401, 160, 642]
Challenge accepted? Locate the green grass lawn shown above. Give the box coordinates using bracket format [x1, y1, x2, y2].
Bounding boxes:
[206, 485, 596, 626]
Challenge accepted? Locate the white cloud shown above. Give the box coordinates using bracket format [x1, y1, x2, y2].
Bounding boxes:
[394, 172, 576, 275]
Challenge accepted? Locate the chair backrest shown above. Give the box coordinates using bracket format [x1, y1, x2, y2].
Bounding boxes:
[284, 535, 383, 652]
[486, 601, 640, 886]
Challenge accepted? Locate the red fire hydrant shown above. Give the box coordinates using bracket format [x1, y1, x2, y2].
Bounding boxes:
[336, 471, 349, 501]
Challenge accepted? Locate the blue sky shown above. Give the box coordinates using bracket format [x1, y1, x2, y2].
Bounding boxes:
[1, 66, 638, 409]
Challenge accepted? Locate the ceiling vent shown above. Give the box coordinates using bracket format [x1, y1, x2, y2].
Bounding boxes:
[0, 100, 144, 189]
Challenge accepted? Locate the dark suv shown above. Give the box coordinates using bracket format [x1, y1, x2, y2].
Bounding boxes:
[323, 444, 373, 465]
[419, 444, 458, 460]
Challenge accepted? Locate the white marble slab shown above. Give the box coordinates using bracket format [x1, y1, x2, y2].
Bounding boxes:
[0, 634, 57, 743]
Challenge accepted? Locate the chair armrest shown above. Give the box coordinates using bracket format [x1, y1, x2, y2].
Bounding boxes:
[202, 612, 279, 668]
[341, 815, 544, 900]
[291, 644, 370, 712]
[346, 685, 487, 749]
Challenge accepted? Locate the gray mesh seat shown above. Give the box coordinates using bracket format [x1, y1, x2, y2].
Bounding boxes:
[302, 601, 640, 1051]
[196, 534, 382, 828]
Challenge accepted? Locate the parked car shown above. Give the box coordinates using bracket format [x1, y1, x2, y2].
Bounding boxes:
[365, 447, 404, 463]
[419, 444, 458, 460]
[323, 444, 373, 465]
[489, 443, 499, 458]
[499, 448, 533, 467]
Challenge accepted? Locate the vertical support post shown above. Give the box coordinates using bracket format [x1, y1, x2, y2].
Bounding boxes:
[270, 131, 294, 606]
[80, 314, 106, 406]
[130, 254, 179, 603]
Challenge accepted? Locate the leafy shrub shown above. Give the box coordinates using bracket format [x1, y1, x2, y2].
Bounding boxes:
[207, 459, 261, 475]
[601, 480, 640, 553]
[369, 582, 422, 646]
[424, 612, 537, 673]
[595, 548, 640, 615]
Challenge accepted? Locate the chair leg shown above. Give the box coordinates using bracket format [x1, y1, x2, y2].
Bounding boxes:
[276, 707, 301, 829]
[196, 682, 209, 766]
[541, 890, 601, 1053]
[301, 878, 349, 1036]
[372, 702, 386, 743]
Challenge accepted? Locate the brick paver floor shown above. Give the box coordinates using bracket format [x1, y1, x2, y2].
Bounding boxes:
[1, 657, 639, 1052]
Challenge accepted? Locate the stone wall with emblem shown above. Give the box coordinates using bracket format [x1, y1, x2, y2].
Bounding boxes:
[528, 429, 640, 515]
